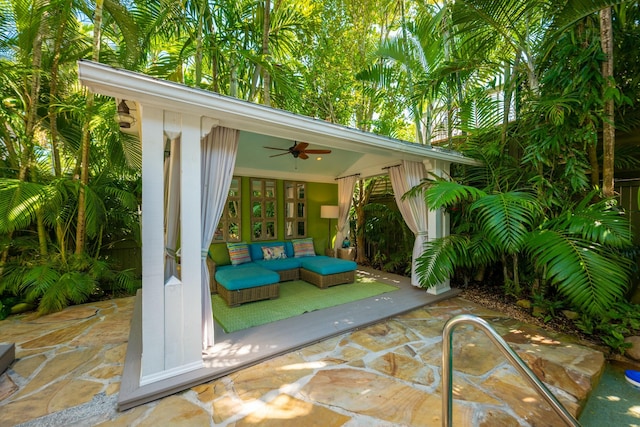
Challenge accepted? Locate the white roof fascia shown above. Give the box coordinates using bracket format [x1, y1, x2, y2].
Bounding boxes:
[78, 60, 481, 166]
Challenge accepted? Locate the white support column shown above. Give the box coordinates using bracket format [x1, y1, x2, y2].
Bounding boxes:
[140, 107, 203, 386]
[423, 158, 452, 295]
[178, 114, 204, 368]
[139, 104, 166, 379]
[163, 111, 184, 370]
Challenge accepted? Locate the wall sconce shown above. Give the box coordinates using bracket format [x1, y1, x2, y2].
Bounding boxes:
[116, 99, 135, 129]
[320, 205, 339, 249]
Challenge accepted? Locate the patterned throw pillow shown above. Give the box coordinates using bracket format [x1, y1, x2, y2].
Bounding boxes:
[227, 242, 251, 265]
[292, 238, 316, 258]
[262, 245, 287, 261]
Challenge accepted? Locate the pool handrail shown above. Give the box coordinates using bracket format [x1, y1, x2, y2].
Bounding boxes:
[442, 314, 580, 427]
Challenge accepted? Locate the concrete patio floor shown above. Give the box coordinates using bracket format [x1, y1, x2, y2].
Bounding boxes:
[0, 287, 605, 426]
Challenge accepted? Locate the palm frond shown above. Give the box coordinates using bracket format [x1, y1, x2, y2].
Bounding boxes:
[0, 179, 47, 232]
[526, 229, 632, 316]
[471, 191, 540, 254]
[112, 269, 139, 294]
[38, 271, 97, 314]
[21, 265, 61, 302]
[405, 179, 486, 210]
[416, 235, 470, 288]
[468, 233, 501, 266]
[555, 198, 633, 248]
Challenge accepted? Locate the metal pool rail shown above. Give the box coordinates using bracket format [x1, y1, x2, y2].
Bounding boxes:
[441, 314, 580, 427]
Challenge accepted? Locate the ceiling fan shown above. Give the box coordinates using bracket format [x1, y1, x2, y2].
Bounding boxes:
[264, 141, 331, 160]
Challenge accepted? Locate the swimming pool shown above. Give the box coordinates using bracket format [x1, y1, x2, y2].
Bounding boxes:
[579, 361, 640, 426]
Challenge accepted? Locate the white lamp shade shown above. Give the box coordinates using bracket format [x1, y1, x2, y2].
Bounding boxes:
[320, 205, 339, 219]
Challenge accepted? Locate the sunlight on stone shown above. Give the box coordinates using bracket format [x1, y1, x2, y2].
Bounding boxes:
[280, 382, 301, 394]
[280, 361, 327, 371]
[244, 395, 313, 423]
[452, 385, 464, 397]
[530, 334, 560, 345]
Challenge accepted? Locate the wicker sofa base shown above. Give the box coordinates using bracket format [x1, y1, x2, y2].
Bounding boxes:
[300, 268, 355, 289]
[277, 268, 300, 282]
[218, 283, 279, 307]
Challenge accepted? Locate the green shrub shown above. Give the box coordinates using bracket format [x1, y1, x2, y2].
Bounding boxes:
[0, 253, 139, 315]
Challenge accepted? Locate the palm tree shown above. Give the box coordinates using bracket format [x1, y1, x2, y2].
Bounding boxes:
[75, 0, 141, 254]
[600, 6, 614, 197]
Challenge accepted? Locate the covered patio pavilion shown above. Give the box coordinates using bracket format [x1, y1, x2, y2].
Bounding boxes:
[77, 60, 480, 409]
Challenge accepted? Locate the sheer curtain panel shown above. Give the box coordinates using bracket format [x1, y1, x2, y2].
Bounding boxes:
[335, 175, 357, 257]
[200, 127, 239, 348]
[388, 161, 428, 287]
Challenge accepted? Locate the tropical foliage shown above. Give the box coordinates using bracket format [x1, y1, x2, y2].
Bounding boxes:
[401, 0, 640, 349]
[0, 0, 638, 351]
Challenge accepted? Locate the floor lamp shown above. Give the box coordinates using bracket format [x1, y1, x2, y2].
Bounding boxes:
[320, 205, 339, 250]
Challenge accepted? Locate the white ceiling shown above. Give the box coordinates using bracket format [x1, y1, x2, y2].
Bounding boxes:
[235, 131, 380, 182]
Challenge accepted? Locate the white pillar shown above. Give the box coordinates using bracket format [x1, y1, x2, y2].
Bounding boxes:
[140, 107, 203, 386]
[139, 104, 166, 379]
[423, 158, 452, 295]
[178, 114, 204, 365]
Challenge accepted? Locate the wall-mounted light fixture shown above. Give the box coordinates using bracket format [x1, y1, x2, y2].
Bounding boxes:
[116, 100, 135, 129]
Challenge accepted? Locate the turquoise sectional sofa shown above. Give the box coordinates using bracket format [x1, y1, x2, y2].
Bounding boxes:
[210, 241, 357, 307]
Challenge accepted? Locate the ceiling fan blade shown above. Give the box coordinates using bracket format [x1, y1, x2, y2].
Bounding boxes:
[269, 152, 291, 158]
[303, 149, 332, 154]
[295, 142, 309, 150]
[298, 152, 309, 160]
[264, 146, 289, 151]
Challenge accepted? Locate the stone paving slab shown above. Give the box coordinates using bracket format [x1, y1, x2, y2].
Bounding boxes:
[0, 295, 604, 426]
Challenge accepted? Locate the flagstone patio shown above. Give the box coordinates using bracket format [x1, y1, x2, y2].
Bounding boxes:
[0, 288, 605, 426]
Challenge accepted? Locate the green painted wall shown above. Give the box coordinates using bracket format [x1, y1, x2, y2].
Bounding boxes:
[209, 177, 337, 264]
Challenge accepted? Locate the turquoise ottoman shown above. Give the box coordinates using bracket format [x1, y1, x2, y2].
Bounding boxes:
[299, 256, 357, 289]
[215, 265, 280, 307]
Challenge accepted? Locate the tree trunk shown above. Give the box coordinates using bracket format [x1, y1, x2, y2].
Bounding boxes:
[37, 209, 48, 256]
[354, 178, 376, 264]
[399, 0, 422, 144]
[588, 143, 600, 187]
[512, 253, 520, 296]
[195, 5, 204, 87]
[504, 56, 520, 159]
[48, 0, 71, 178]
[76, 0, 104, 255]
[210, 19, 219, 92]
[600, 7, 615, 198]
[229, 42, 238, 97]
[262, 0, 271, 106]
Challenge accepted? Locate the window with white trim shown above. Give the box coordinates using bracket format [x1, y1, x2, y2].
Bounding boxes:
[284, 181, 306, 239]
[213, 177, 241, 242]
[250, 178, 277, 240]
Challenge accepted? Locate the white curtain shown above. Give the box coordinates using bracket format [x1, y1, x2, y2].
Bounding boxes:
[389, 161, 428, 287]
[164, 137, 181, 280]
[201, 127, 239, 349]
[335, 175, 357, 257]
